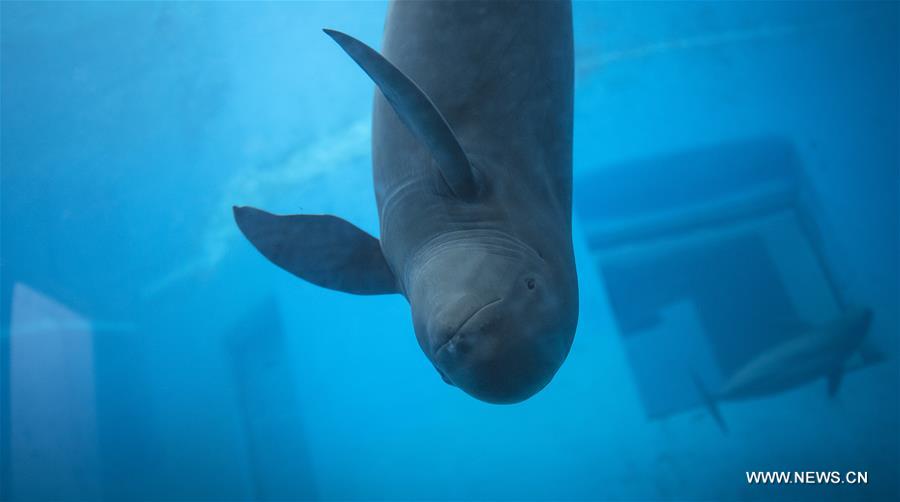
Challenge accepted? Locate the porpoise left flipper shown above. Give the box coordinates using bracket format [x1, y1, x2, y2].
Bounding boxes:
[692, 372, 728, 433]
[233, 206, 399, 295]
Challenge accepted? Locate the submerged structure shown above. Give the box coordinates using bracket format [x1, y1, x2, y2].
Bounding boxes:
[574, 138, 880, 420]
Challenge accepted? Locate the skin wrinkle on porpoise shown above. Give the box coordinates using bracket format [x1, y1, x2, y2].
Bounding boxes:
[402, 228, 547, 298]
[434, 297, 503, 356]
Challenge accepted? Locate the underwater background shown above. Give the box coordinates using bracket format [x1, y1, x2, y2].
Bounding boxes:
[1, 1, 898, 500]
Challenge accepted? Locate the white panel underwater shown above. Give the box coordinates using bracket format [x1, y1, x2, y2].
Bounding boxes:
[1, 2, 898, 500]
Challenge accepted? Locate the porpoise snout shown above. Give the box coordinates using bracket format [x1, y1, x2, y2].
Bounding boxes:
[430, 299, 563, 404]
[431, 297, 503, 357]
[407, 239, 578, 404]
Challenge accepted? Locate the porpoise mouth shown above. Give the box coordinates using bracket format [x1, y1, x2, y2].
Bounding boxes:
[434, 297, 502, 356]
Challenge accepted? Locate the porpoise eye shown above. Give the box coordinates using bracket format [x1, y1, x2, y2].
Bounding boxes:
[526, 278, 536, 290]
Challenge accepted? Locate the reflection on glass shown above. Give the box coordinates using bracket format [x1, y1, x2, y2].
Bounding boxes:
[9, 283, 101, 500]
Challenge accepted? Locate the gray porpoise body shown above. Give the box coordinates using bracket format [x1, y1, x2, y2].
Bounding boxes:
[717, 307, 873, 401]
[234, 0, 578, 404]
[693, 307, 875, 432]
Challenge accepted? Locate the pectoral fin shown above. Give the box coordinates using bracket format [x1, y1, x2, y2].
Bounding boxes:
[323, 28, 478, 200]
[233, 206, 399, 295]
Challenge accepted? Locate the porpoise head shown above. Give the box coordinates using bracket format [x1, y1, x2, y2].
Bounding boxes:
[406, 233, 577, 404]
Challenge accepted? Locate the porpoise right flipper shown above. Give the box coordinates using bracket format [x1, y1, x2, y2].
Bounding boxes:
[233, 206, 399, 295]
[323, 28, 478, 201]
[858, 341, 885, 365]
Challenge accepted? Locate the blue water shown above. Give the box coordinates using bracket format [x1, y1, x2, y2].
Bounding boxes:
[2, 1, 897, 500]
